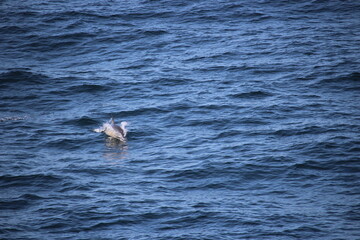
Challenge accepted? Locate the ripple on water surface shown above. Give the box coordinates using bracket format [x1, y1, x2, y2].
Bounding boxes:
[1, 0, 360, 239]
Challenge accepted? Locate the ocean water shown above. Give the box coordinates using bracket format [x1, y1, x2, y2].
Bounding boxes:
[1, 0, 360, 239]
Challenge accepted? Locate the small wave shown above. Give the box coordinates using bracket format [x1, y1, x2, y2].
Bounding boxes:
[50, 31, 97, 41]
[0, 193, 44, 210]
[21, 39, 80, 51]
[67, 84, 111, 93]
[0, 116, 27, 122]
[20, 193, 44, 200]
[184, 51, 236, 62]
[291, 160, 331, 171]
[56, 10, 174, 21]
[229, 11, 270, 22]
[127, 126, 163, 142]
[159, 211, 218, 230]
[89, 218, 137, 229]
[162, 162, 284, 187]
[45, 137, 92, 150]
[150, 77, 191, 86]
[0, 199, 29, 210]
[116, 63, 148, 70]
[185, 118, 222, 127]
[120, 106, 170, 117]
[142, 29, 168, 36]
[0, 25, 29, 34]
[324, 72, 359, 82]
[0, 70, 48, 84]
[216, 130, 242, 139]
[297, 1, 355, 14]
[197, 103, 238, 111]
[229, 91, 273, 99]
[273, 125, 329, 137]
[0, 174, 62, 188]
[62, 116, 98, 126]
[317, 72, 360, 90]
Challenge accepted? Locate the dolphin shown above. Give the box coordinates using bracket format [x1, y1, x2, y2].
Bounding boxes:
[94, 118, 128, 141]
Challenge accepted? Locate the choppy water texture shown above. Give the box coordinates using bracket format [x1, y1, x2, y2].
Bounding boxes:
[1, 1, 360, 239]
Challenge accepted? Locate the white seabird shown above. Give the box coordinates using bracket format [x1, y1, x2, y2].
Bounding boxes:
[94, 118, 128, 141]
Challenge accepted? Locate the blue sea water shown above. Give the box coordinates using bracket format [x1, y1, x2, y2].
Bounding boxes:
[1, 0, 360, 239]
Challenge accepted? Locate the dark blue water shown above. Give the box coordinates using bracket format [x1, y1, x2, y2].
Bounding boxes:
[1, 1, 360, 239]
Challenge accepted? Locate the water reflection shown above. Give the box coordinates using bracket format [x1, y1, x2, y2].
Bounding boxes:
[103, 137, 129, 162]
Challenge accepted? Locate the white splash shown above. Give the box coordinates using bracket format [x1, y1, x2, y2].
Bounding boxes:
[94, 118, 128, 141]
